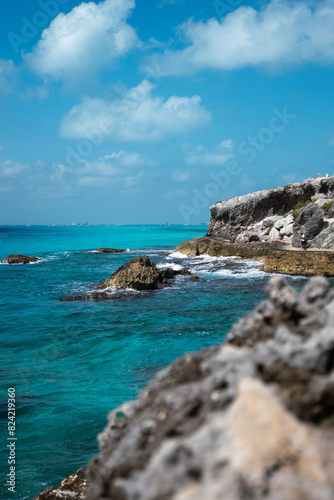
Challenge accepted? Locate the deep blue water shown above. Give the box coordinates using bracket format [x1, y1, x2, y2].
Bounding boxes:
[0, 225, 310, 499]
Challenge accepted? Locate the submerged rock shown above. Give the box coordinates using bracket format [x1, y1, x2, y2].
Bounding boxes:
[94, 248, 126, 254]
[60, 292, 127, 302]
[1, 254, 41, 264]
[80, 276, 334, 500]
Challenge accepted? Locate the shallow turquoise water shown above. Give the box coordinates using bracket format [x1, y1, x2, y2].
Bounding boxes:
[0, 225, 310, 499]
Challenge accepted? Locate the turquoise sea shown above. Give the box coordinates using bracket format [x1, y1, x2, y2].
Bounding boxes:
[0, 225, 310, 499]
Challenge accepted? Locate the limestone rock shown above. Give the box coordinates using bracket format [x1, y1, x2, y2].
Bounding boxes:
[1, 254, 41, 264]
[84, 277, 334, 500]
[280, 223, 294, 238]
[268, 226, 281, 242]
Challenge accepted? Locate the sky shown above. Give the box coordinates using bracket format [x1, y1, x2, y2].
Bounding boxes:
[0, 0, 334, 225]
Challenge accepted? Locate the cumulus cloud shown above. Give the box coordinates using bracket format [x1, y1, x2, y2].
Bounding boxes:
[60, 79, 211, 142]
[0, 59, 17, 96]
[26, 0, 139, 83]
[145, 0, 334, 75]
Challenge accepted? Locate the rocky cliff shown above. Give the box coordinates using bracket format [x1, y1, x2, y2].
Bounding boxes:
[207, 176, 334, 248]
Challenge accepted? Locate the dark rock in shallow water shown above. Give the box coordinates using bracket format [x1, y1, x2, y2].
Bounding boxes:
[81, 276, 334, 500]
[1, 254, 41, 264]
[189, 275, 200, 281]
[33, 467, 88, 499]
[160, 267, 192, 280]
[94, 248, 126, 254]
[99, 256, 179, 291]
[60, 292, 127, 302]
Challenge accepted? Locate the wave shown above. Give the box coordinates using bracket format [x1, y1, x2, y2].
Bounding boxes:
[159, 252, 268, 279]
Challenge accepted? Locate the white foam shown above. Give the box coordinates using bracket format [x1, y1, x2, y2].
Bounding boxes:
[157, 263, 183, 271]
[168, 251, 188, 259]
[0, 258, 45, 265]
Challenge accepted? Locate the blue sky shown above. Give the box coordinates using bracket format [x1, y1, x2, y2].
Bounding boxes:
[1, 0, 334, 224]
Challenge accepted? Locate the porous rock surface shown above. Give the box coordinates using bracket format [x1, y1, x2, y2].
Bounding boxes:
[207, 176, 334, 248]
[83, 276, 334, 500]
[1, 254, 41, 264]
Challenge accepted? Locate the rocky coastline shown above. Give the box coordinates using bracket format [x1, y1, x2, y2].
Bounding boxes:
[35, 275, 334, 499]
[177, 177, 334, 276]
[176, 237, 334, 276]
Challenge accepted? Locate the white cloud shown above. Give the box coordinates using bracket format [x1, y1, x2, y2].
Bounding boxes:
[78, 176, 108, 187]
[26, 0, 139, 84]
[220, 139, 235, 150]
[0, 160, 28, 176]
[0, 59, 17, 96]
[171, 170, 190, 182]
[162, 189, 187, 199]
[186, 142, 234, 166]
[145, 0, 334, 75]
[60, 79, 211, 142]
[328, 136, 334, 147]
[65, 151, 154, 188]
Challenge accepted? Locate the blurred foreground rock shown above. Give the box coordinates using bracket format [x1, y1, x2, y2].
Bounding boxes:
[85, 276, 334, 500]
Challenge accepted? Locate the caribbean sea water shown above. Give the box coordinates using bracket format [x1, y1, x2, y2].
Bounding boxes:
[0, 225, 310, 499]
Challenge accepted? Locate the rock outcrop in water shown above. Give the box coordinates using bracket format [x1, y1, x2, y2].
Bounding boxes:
[99, 255, 184, 291]
[1, 254, 41, 264]
[37, 276, 334, 499]
[207, 176, 334, 248]
[60, 257, 191, 300]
